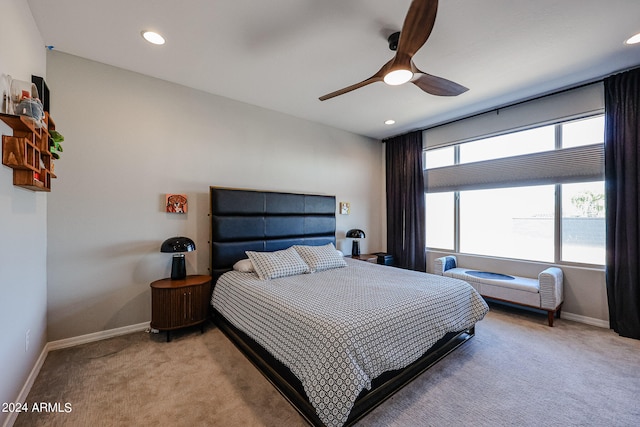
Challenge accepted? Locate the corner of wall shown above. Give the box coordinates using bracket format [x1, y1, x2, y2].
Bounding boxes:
[0, 1, 48, 425]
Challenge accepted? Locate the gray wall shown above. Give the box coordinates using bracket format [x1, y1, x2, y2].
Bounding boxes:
[0, 1, 48, 424]
[45, 51, 385, 341]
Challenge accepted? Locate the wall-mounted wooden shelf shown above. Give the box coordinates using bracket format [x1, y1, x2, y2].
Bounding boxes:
[1, 112, 56, 192]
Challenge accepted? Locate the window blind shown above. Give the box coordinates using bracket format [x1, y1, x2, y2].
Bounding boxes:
[423, 83, 604, 149]
[425, 143, 604, 193]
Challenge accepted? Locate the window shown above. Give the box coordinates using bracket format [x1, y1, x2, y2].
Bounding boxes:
[425, 192, 454, 250]
[561, 181, 605, 265]
[562, 115, 604, 148]
[424, 114, 605, 266]
[460, 125, 555, 163]
[424, 146, 454, 169]
[459, 186, 555, 262]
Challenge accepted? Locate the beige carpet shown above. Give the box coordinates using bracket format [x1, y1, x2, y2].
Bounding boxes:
[15, 304, 640, 427]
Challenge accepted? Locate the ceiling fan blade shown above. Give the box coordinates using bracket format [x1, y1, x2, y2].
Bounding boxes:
[319, 59, 394, 101]
[319, 76, 382, 101]
[412, 71, 469, 96]
[395, 0, 439, 59]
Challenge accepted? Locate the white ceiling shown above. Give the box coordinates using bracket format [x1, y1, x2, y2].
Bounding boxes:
[27, 0, 640, 140]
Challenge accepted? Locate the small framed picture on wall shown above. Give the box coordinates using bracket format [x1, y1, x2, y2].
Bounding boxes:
[340, 202, 350, 215]
[166, 194, 188, 213]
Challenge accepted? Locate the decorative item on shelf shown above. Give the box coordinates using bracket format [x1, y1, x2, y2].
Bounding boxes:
[8, 77, 44, 127]
[49, 129, 64, 159]
[15, 97, 44, 125]
[161, 236, 196, 280]
[1, 75, 10, 114]
[346, 229, 366, 256]
[32, 75, 50, 113]
[166, 194, 188, 213]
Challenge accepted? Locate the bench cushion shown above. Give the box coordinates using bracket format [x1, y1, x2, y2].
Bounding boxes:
[443, 268, 540, 293]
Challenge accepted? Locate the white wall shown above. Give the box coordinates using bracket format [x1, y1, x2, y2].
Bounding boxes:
[0, 1, 48, 424]
[45, 51, 384, 341]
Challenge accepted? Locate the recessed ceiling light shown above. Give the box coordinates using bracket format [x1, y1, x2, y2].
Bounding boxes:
[141, 30, 165, 45]
[625, 32, 640, 45]
[384, 119, 396, 125]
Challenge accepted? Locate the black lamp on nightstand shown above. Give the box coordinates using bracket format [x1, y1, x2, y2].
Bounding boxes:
[161, 236, 196, 280]
[346, 229, 366, 256]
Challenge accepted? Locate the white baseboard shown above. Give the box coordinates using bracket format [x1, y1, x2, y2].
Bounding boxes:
[488, 300, 610, 329]
[561, 311, 609, 328]
[3, 322, 150, 427]
[47, 322, 150, 351]
[2, 345, 49, 427]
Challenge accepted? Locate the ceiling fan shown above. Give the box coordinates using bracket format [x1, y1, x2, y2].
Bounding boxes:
[319, 0, 468, 101]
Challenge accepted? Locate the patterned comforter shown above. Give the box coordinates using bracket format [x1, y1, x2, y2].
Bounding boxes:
[211, 258, 489, 426]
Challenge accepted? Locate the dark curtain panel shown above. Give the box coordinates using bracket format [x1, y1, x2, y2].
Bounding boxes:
[385, 130, 426, 271]
[604, 67, 640, 339]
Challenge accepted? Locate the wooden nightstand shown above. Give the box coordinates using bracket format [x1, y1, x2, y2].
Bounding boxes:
[349, 254, 377, 263]
[150, 275, 212, 342]
[349, 253, 395, 266]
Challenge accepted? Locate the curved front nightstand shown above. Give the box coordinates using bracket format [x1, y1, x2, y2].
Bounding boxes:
[150, 275, 211, 342]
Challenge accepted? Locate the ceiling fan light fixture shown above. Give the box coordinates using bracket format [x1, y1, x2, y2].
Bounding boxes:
[625, 32, 640, 45]
[383, 69, 413, 86]
[141, 30, 165, 45]
[318, 0, 467, 101]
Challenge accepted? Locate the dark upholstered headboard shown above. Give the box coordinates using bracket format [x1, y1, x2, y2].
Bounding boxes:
[210, 187, 337, 282]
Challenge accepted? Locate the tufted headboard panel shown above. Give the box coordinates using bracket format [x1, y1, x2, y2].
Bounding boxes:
[210, 187, 336, 282]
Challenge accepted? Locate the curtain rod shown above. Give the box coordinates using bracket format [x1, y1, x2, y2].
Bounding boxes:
[383, 64, 639, 143]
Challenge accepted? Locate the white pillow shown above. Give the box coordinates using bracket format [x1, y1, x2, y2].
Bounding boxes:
[293, 243, 347, 273]
[246, 247, 310, 280]
[232, 259, 255, 273]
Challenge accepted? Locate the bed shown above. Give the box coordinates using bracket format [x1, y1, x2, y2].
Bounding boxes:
[209, 187, 489, 426]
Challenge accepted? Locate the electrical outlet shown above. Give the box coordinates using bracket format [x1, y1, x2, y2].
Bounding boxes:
[25, 329, 30, 353]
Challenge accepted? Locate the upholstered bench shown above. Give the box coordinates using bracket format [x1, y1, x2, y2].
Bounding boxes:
[434, 256, 564, 326]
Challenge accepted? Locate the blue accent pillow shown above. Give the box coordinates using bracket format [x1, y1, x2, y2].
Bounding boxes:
[444, 256, 457, 271]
